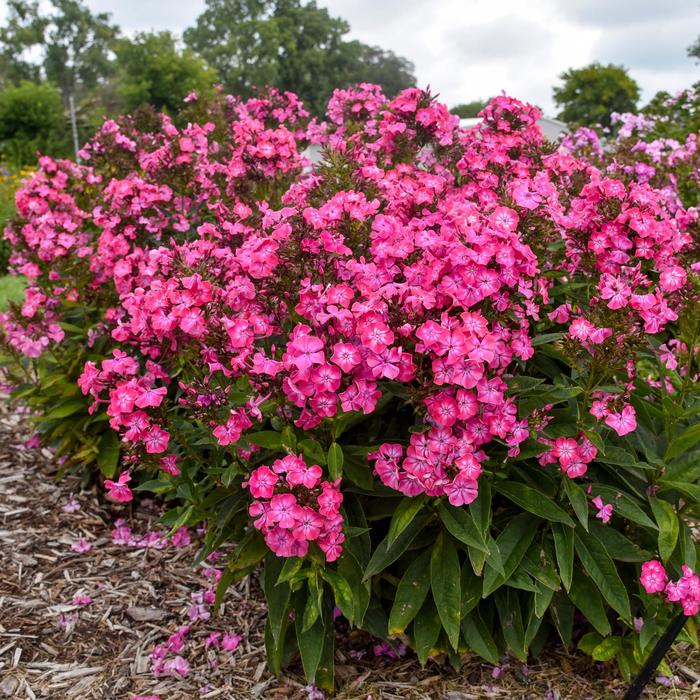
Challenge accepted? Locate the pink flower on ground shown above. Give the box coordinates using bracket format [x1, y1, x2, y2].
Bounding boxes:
[171, 527, 191, 548]
[62, 496, 81, 512]
[221, 633, 241, 651]
[163, 655, 190, 677]
[104, 472, 133, 502]
[592, 496, 613, 523]
[71, 537, 92, 553]
[72, 595, 93, 605]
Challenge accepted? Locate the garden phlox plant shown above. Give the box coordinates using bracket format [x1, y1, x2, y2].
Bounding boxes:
[1, 83, 699, 689]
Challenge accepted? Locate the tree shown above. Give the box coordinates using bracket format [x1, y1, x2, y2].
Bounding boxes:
[553, 62, 640, 128]
[688, 35, 700, 62]
[345, 44, 415, 98]
[184, 0, 415, 115]
[0, 81, 69, 165]
[450, 99, 490, 119]
[114, 32, 218, 114]
[0, 0, 119, 103]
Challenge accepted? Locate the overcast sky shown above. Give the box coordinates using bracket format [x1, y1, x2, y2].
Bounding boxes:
[5, 0, 700, 115]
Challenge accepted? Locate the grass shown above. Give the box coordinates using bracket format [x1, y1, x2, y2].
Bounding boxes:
[0, 275, 26, 310]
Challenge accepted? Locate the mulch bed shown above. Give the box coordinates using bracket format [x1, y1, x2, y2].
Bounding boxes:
[0, 399, 698, 699]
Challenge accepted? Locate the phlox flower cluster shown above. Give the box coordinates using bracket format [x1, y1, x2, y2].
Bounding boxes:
[1, 84, 697, 583]
[538, 436, 598, 479]
[244, 454, 343, 561]
[640, 560, 700, 616]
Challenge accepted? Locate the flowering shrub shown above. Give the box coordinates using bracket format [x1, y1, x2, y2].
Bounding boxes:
[1, 84, 699, 689]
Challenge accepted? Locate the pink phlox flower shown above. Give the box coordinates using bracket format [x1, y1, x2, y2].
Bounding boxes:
[592, 495, 613, 523]
[604, 404, 637, 436]
[104, 471, 133, 502]
[71, 537, 92, 553]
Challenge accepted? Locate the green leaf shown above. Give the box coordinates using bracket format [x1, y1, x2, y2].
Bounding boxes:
[437, 502, 488, 551]
[413, 598, 442, 665]
[534, 583, 555, 619]
[96, 430, 120, 478]
[482, 514, 538, 596]
[337, 551, 370, 626]
[665, 423, 700, 461]
[362, 511, 432, 581]
[531, 332, 565, 346]
[322, 569, 354, 622]
[552, 523, 574, 592]
[649, 498, 679, 563]
[578, 631, 604, 655]
[460, 564, 483, 617]
[659, 480, 700, 503]
[461, 609, 500, 664]
[298, 438, 327, 465]
[388, 548, 432, 635]
[562, 478, 589, 531]
[569, 576, 612, 636]
[550, 594, 574, 646]
[640, 618, 657, 654]
[596, 445, 645, 467]
[495, 482, 575, 526]
[470, 480, 492, 537]
[296, 602, 325, 683]
[574, 530, 631, 620]
[46, 399, 86, 419]
[263, 555, 291, 675]
[495, 588, 527, 661]
[430, 532, 461, 650]
[590, 486, 657, 530]
[247, 431, 283, 450]
[276, 557, 305, 585]
[588, 521, 650, 562]
[521, 542, 560, 591]
[327, 442, 343, 480]
[388, 495, 427, 546]
[592, 636, 622, 662]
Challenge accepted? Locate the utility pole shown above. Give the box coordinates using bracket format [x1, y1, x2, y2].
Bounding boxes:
[69, 94, 81, 164]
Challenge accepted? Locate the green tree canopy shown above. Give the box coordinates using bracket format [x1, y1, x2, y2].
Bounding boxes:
[688, 35, 700, 62]
[114, 32, 218, 114]
[184, 0, 415, 115]
[553, 62, 640, 128]
[0, 0, 119, 102]
[450, 99, 491, 119]
[0, 81, 69, 165]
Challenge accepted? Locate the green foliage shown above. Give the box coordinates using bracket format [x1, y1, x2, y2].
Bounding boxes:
[209, 317, 700, 683]
[0, 0, 119, 102]
[642, 81, 700, 142]
[0, 275, 26, 309]
[0, 167, 33, 271]
[450, 99, 490, 119]
[114, 31, 218, 114]
[553, 62, 640, 128]
[184, 0, 415, 115]
[0, 82, 69, 166]
[688, 34, 700, 62]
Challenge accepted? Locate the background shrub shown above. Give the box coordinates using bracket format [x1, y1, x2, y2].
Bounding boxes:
[0, 82, 70, 168]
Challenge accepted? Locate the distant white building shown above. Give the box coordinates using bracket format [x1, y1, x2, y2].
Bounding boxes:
[459, 117, 569, 141]
[303, 116, 569, 164]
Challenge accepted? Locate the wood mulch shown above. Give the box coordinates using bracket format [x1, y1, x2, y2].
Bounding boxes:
[0, 399, 698, 699]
